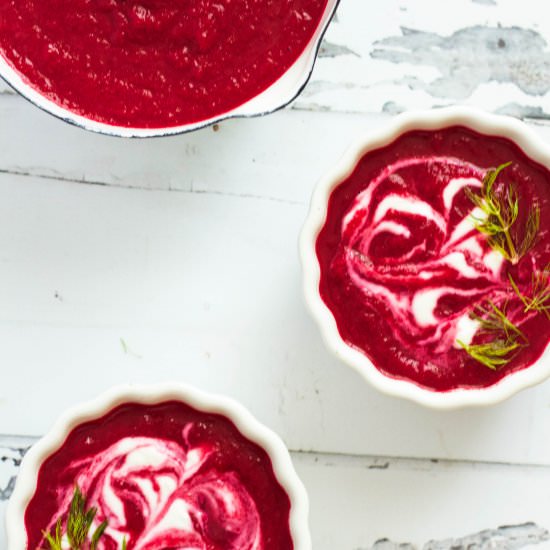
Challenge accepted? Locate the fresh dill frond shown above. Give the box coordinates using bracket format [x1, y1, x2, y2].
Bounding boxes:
[459, 163, 546, 369]
[509, 265, 550, 319]
[518, 204, 540, 259]
[90, 521, 108, 550]
[458, 300, 527, 369]
[457, 338, 522, 370]
[42, 485, 120, 550]
[471, 300, 527, 343]
[43, 519, 63, 550]
[67, 486, 97, 549]
[465, 162, 540, 264]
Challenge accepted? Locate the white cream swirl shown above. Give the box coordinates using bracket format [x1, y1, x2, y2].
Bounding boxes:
[50, 428, 263, 550]
[342, 156, 506, 353]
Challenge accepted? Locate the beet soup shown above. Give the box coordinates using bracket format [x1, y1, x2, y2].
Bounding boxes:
[0, 0, 328, 128]
[316, 126, 550, 392]
[24, 401, 293, 550]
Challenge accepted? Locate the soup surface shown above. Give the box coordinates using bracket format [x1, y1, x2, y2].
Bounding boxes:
[25, 400, 293, 550]
[0, 0, 328, 128]
[316, 127, 550, 391]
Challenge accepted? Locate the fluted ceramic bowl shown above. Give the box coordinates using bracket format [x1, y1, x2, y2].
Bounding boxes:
[6, 383, 311, 549]
[0, 1, 339, 138]
[300, 107, 550, 409]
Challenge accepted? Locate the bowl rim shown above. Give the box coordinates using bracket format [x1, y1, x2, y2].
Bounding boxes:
[299, 105, 550, 410]
[5, 383, 311, 550]
[0, 0, 340, 138]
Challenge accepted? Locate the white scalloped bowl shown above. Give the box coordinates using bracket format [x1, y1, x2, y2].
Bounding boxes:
[300, 107, 550, 409]
[0, 1, 338, 138]
[6, 383, 311, 549]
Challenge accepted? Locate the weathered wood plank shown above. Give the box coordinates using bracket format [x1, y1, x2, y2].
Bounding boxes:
[298, 0, 550, 118]
[1, 173, 550, 467]
[296, 451, 550, 549]
[2, 96, 550, 201]
[0, 95, 377, 202]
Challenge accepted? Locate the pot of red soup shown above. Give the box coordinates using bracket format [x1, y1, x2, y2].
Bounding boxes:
[300, 107, 550, 408]
[0, 0, 337, 136]
[6, 384, 311, 550]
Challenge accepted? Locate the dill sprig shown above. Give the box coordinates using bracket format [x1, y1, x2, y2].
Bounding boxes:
[67, 486, 105, 549]
[43, 519, 63, 550]
[457, 162, 546, 369]
[509, 264, 550, 319]
[457, 338, 522, 370]
[457, 300, 526, 370]
[471, 300, 527, 343]
[42, 486, 118, 550]
[465, 162, 540, 264]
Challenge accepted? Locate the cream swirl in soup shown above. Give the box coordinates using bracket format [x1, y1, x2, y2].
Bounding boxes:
[50, 435, 262, 549]
[25, 401, 293, 550]
[316, 127, 550, 391]
[342, 157, 504, 355]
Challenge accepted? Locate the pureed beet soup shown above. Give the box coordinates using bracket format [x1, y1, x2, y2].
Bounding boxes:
[24, 401, 293, 550]
[316, 126, 550, 392]
[0, 0, 328, 128]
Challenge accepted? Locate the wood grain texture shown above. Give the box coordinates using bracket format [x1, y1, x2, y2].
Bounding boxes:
[2, 166, 550, 468]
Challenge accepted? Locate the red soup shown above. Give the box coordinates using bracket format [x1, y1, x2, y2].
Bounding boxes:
[316, 127, 550, 392]
[0, 0, 328, 128]
[25, 401, 293, 550]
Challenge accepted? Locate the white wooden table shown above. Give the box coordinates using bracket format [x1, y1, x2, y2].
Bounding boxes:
[2, 1, 550, 548]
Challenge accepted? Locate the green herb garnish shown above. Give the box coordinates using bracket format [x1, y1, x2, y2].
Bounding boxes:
[509, 265, 550, 319]
[470, 300, 527, 343]
[457, 338, 522, 370]
[43, 519, 63, 550]
[42, 486, 115, 550]
[457, 300, 526, 370]
[465, 162, 540, 264]
[458, 162, 547, 369]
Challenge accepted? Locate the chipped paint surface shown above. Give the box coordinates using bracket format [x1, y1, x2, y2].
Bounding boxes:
[371, 26, 550, 99]
[423, 524, 550, 549]
[0, 443, 30, 501]
[319, 41, 360, 58]
[368, 523, 549, 549]
[295, 0, 550, 118]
